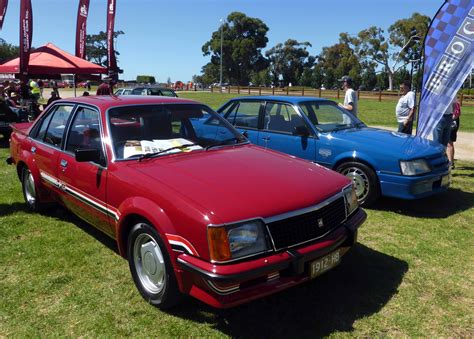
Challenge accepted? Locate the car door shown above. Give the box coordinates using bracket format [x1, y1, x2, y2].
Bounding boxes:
[57, 105, 113, 236]
[28, 104, 75, 198]
[258, 102, 316, 161]
[222, 100, 263, 144]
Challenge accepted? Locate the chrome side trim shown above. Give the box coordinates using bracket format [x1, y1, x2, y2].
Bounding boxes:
[206, 280, 240, 295]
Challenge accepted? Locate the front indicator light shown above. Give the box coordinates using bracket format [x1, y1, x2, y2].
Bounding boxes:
[207, 227, 231, 261]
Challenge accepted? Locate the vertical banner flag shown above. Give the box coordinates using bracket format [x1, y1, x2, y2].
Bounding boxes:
[19, 0, 33, 76]
[417, 0, 474, 139]
[0, 0, 8, 30]
[75, 0, 90, 59]
[106, 0, 118, 78]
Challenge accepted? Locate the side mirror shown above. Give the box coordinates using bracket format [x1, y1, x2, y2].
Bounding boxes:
[75, 148, 102, 164]
[293, 125, 310, 137]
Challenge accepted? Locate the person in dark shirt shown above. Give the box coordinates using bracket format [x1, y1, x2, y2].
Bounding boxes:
[46, 91, 61, 107]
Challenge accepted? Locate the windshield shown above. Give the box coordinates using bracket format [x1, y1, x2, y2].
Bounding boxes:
[108, 104, 246, 160]
[298, 101, 365, 133]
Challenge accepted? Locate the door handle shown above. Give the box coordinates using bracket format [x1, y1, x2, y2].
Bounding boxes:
[262, 137, 271, 142]
[30, 146, 36, 154]
[60, 159, 68, 168]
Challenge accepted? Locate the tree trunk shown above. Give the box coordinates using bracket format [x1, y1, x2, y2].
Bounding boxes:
[388, 71, 394, 91]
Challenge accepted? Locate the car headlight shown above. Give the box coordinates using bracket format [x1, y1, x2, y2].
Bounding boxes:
[400, 159, 431, 176]
[343, 185, 359, 216]
[207, 220, 269, 262]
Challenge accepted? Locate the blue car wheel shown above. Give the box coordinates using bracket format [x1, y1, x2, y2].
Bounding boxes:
[336, 162, 380, 206]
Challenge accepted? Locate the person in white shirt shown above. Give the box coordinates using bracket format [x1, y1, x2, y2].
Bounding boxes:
[338, 76, 358, 117]
[395, 80, 416, 135]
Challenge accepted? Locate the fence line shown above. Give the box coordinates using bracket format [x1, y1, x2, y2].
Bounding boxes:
[203, 86, 474, 106]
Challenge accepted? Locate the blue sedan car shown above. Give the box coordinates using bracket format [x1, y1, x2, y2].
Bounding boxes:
[216, 96, 451, 205]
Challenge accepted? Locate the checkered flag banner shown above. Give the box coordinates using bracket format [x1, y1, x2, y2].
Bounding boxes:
[417, 0, 474, 140]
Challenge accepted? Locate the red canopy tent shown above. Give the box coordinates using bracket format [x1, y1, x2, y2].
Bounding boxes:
[0, 42, 107, 75]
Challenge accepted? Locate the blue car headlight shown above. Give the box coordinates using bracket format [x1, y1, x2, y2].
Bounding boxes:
[400, 159, 431, 176]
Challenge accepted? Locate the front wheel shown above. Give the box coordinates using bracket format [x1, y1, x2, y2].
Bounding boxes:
[336, 162, 380, 206]
[127, 222, 182, 309]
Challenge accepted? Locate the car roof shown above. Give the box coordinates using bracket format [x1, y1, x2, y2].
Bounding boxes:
[228, 95, 334, 105]
[54, 95, 196, 110]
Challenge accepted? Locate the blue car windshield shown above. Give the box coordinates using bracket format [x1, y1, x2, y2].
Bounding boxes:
[298, 101, 365, 133]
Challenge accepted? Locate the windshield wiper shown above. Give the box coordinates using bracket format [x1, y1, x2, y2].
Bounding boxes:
[205, 137, 242, 151]
[332, 124, 354, 132]
[138, 143, 197, 161]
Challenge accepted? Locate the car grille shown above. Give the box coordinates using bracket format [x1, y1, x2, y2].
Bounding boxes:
[426, 153, 450, 174]
[266, 197, 346, 251]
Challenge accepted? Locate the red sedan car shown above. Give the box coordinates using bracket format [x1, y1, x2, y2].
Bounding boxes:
[7, 96, 366, 309]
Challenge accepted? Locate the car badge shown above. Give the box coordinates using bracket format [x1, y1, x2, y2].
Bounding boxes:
[317, 218, 324, 228]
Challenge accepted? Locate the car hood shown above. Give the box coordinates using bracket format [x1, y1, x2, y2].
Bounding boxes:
[129, 145, 351, 224]
[327, 127, 445, 159]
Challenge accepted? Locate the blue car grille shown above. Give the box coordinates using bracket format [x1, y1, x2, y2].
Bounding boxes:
[266, 197, 346, 251]
[426, 153, 450, 173]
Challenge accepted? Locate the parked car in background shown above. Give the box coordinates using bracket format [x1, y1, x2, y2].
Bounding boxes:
[130, 87, 178, 97]
[7, 95, 365, 309]
[217, 96, 451, 206]
[114, 88, 133, 96]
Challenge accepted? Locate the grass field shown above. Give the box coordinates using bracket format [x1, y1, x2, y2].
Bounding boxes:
[0, 133, 473, 336]
[178, 92, 474, 132]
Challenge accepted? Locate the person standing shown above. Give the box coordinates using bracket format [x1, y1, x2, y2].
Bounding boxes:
[447, 98, 461, 169]
[395, 80, 416, 135]
[338, 76, 358, 117]
[433, 97, 455, 147]
[96, 78, 112, 95]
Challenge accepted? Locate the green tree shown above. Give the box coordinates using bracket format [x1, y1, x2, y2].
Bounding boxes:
[316, 36, 361, 89]
[136, 75, 156, 84]
[0, 38, 19, 64]
[350, 13, 429, 90]
[86, 31, 124, 72]
[201, 12, 269, 85]
[265, 39, 315, 86]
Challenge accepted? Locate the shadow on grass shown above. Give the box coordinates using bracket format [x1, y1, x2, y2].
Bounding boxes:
[0, 135, 9, 149]
[370, 187, 474, 218]
[169, 244, 408, 337]
[0, 202, 31, 216]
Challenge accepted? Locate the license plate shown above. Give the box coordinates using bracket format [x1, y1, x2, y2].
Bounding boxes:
[309, 249, 341, 278]
[441, 174, 450, 187]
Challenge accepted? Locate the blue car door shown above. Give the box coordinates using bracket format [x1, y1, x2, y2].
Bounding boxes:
[222, 100, 262, 144]
[258, 102, 316, 161]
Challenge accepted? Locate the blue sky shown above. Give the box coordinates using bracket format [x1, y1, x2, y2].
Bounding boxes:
[0, 0, 443, 82]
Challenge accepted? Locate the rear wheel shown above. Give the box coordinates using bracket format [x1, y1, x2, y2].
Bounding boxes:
[127, 222, 182, 309]
[21, 167, 45, 212]
[336, 162, 380, 206]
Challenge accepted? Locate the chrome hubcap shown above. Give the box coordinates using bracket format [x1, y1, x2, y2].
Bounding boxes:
[24, 171, 36, 206]
[133, 231, 166, 294]
[341, 167, 369, 202]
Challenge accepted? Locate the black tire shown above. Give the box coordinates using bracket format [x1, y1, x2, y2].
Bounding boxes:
[335, 161, 380, 206]
[127, 222, 182, 309]
[21, 167, 45, 212]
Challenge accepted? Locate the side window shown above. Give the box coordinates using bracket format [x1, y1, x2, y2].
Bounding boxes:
[43, 105, 74, 147]
[66, 107, 101, 153]
[264, 103, 305, 134]
[226, 101, 261, 129]
[34, 109, 55, 141]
